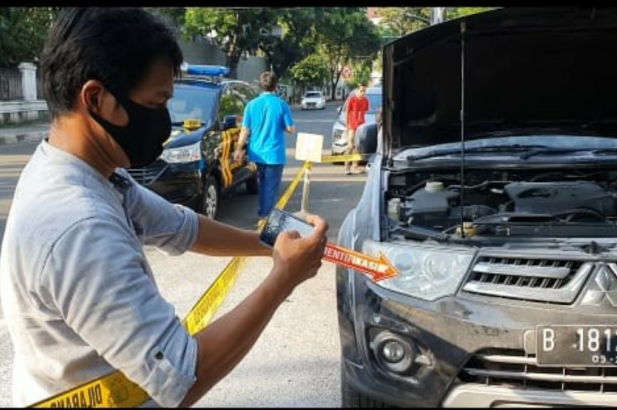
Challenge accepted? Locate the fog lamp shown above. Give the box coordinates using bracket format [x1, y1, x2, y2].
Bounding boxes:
[370, 331, 415, 374]
[382, 340, 405, 363]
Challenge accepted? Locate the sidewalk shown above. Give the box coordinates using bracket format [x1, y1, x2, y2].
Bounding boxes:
[0, 121, 49, 146]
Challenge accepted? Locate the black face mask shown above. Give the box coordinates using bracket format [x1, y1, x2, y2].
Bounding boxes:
[89, 91, 171, 168]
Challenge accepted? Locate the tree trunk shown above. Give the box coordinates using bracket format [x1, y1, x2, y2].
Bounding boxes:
[226, 53, 242, 79]
[227, 12, 242, 79]
[330, 77, 336, 101]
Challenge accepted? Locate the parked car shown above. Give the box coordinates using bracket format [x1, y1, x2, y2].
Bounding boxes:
[337, 7, 617, 408]
[301, 90, 326, 110]
[331, 86, 381, 156]
[127, 65, 259, 219]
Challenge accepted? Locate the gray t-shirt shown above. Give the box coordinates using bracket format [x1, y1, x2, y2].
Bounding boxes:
[0, 140, 200, 407]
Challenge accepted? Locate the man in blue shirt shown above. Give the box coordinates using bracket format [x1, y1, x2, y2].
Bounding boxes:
[234, 72, 296, 225]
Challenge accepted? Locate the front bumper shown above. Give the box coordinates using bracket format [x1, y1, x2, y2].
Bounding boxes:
[127, 160, 202, 207]
[302, 102, 325, 109]
[443, 384, 617, 407]
[337, 265, 617, 407]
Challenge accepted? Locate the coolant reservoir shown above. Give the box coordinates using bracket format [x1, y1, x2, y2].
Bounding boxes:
[387, 198, 401, 220]
[403, 180, 459, 229]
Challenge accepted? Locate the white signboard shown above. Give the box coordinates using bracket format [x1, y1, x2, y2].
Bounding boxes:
[295, 133, 324, 163]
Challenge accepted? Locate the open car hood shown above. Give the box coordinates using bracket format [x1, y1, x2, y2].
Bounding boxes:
[382, 7, 617, 153]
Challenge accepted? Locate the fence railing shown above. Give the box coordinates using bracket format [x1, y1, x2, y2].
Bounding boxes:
[0, 68, 23, 101]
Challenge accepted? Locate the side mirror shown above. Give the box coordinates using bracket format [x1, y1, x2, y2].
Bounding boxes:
[354, 122, 378, 155]
[223, 115, 237, 130]
[336, 105, 342, 114]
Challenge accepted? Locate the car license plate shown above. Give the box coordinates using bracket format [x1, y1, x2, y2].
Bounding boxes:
[536, 325, 617, 366]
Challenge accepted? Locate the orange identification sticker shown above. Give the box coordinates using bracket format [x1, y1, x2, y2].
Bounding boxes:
[323, 242, 398, 282]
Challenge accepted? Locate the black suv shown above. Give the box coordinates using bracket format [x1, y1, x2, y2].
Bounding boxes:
[338, 8, 617, 408]
[127, 65, 258, 219]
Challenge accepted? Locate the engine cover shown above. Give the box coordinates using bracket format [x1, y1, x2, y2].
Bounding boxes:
[504, 181, 617, 216]
[402, 187, 459, 229]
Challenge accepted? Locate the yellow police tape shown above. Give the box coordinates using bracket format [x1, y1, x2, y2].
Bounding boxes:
[320, 153, 364, 163]
[29, 162, 311, 408]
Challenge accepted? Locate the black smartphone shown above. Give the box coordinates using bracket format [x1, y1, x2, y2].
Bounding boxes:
[259, 209, 315, 248]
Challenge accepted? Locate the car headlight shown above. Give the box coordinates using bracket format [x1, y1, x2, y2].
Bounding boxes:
[362, 239, 476, 301]
[160, 140, 201, 163]
[333, 128, 346, 142]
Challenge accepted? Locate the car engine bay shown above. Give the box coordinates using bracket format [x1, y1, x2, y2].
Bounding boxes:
[386, 167, 617, 239]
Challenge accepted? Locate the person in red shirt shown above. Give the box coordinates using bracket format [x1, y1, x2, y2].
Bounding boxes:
[345, 83, 369, 174]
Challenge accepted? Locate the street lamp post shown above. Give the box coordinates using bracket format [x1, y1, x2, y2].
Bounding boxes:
[402, 8, 447, 28]
[431, 7, 446, 25]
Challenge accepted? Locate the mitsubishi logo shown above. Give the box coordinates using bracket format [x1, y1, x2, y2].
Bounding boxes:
[581, 263, 617, 306]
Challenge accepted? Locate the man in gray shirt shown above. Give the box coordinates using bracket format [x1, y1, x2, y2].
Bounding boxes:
[0, 8, 328, 408]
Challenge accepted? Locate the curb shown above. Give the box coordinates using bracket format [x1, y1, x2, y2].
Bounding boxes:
[0, 130, 47, 146]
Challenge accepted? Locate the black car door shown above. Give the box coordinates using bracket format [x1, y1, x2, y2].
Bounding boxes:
[217, 85, 245, 189]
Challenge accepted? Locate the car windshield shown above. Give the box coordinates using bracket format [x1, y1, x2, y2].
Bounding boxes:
[168, 83, 218, 125]
[305, 92, 322, 98]
[337, 91, 382, 124]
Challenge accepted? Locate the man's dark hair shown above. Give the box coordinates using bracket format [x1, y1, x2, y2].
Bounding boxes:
[259, 71, 278, 92]
[41, 8, 183, 118]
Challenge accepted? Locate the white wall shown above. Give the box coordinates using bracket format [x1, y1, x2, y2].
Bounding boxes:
[179, 40, 227, 66]
[0, 100, 49, 125]
[236, 56, 268, 86]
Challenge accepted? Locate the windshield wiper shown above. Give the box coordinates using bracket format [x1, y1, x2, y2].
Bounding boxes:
[592, 148, 617, 155]
[520, 147, 617, 160]
[407, 144, 549, 162]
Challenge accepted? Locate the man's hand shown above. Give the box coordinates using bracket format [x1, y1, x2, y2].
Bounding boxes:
[233, 148, 244, 164]
[284, 125, 296, 135]
[270, 213, 328, 291]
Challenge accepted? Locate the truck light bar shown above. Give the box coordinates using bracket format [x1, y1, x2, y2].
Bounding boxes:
[181, 63, 230, 77]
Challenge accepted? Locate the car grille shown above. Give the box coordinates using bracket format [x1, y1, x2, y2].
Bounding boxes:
[126, 160, 167, 185]
[462, 256, 591, 304]
[459, 348, 617, 393]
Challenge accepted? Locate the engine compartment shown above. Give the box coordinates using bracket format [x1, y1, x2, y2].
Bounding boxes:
[386, 168, 617, 238]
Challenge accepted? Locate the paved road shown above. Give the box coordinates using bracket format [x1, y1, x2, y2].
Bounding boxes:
[0, 102, 366, 407]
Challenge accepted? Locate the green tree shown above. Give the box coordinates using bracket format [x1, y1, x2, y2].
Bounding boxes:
[0, 7, 60, 67]
[290, 52, 327, 96]
[183, 7, 324, 80]
[313, 8, 381, 100]
[373, 7, 497, 46]
[184, 7, 279, 77]
[375, 7, 431, 37]
[376, 23, 401, 46]
[256, 8, 325, 80]
[447, 7, 498, 20]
